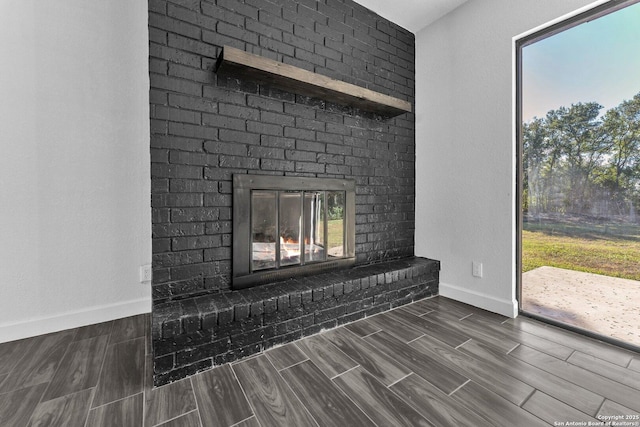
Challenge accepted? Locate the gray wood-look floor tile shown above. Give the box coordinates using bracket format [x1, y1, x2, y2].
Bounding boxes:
[144, 353, 154, 391]
[191, 364, 252, 427]
[232, 416, 260, 427]
[430, 297, 507, 324]
[410, 334, 535, 406]
[322, 327, 411, 386]
[280, 360, 374, 427]
[366, 311, 424, 342]
[0, 383, 47, 427]
[1, 296, 637, 427]
[451, 381, 548, 427]
[364, 330, 468, 395]
[144, 313, 151, 356]
[295, 334, 357, 378]
[568, 350, 640, 390]
[264, 342, 308, 371]
[332, 366, 431, 426]
[400, 298, 436, 316]
[27, 388, 92, 427]
[598, 399, 640, 418]
[510, 344, 640, 412]
[145, 378, 197, 427]
[390, 373, 494, 427]
[522, 390, 599, 425]
[156, 410, 202, 427]
[506, 317, 635, 367]
[0, 337, 35, 376]
[42, 334, 109, 401]
[390, 308, 470, 347]
[74, 320, 113, 341]
[459, 339, 604, 416]
[424, 310, 519, 353]
[343, 318, 381, 337]
[0, 330, 75, 393]
[110, 314, 147, 344]
[466, 314, 575, 360]
[233, 355, 316, 427]
[86, 392, 143, 427]
[92, 337, 145, 407]
[415, 296, 473, 318]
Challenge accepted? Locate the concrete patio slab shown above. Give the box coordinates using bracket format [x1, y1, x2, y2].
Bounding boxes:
[522, 266, 640, 347]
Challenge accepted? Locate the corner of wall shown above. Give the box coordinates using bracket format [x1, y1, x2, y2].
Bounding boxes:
[0, 297, 151, 344]
[439, 282, 518, 318]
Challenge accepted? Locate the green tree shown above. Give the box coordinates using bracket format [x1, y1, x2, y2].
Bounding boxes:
[601, 93, 640, 216]
[544, 102, 608, 214]
[523, 93, 640, 220]
[523, 117, 548, 216]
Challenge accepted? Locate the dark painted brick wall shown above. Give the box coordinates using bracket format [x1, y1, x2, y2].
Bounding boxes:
[150, 0, 416, 301]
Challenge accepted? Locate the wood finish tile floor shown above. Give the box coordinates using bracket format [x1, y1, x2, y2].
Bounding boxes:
[1, 297, 639, 426]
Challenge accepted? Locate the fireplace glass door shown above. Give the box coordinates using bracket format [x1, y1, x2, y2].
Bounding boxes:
[251, 190, 345, 272]
[233, 174, 355, 289]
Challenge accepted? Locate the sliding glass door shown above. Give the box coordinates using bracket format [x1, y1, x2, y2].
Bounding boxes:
[517, 0, 640, 349]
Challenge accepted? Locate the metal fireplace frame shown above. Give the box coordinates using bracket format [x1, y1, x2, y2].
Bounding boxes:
[232, 174, 356, 289]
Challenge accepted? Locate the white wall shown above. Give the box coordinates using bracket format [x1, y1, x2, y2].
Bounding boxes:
[414, 0, 603, 316]
[0, 0, 151, 342]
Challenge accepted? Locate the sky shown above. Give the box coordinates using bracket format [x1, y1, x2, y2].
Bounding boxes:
[522, 1, 640, 123]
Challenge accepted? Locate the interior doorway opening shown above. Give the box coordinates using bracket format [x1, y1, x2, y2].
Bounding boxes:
[516, 0, 640, 350]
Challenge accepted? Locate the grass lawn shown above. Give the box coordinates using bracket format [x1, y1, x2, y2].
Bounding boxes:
[327, 219, 343, 248]
[523, 219, 640, 281]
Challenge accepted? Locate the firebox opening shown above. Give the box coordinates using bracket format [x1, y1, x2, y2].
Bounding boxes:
[233, 175, 355, 289]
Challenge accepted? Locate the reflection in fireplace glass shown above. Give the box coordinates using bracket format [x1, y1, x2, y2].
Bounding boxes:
[304, 192, 325, 262]
[251, 191, 276, 271]
[279, 192, 302, 266]
[327, 191, 345, 258]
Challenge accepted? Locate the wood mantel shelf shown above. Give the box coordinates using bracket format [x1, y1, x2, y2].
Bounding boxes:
[214, 46, 412, 117]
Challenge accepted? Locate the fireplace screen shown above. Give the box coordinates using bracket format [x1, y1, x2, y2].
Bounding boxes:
[233, 175, 355, 289]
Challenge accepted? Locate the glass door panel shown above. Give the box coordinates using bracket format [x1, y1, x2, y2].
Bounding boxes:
[279, 192, 302, 266]
[327, 191, 345, 258]
[251, 191, 277, 271]
[304, 191, 326, 263]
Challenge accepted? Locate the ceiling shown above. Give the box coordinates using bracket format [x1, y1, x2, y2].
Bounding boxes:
[355, 0, 469, 33]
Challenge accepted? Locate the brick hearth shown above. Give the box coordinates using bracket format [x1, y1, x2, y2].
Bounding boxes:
[153, 257, 438, 385]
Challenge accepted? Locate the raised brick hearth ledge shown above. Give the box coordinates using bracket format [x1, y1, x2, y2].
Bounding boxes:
[152, 256, 439, 386]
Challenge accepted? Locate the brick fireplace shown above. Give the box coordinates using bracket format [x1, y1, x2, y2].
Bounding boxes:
[150, 0, 437, 386]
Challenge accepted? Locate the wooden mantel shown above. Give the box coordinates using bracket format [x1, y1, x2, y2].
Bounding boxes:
[214, 46, 412, 117]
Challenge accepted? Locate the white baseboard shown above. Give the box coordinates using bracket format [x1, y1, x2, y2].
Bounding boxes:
[439, 282, 517, 318]
[0, 298, 151, 343]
